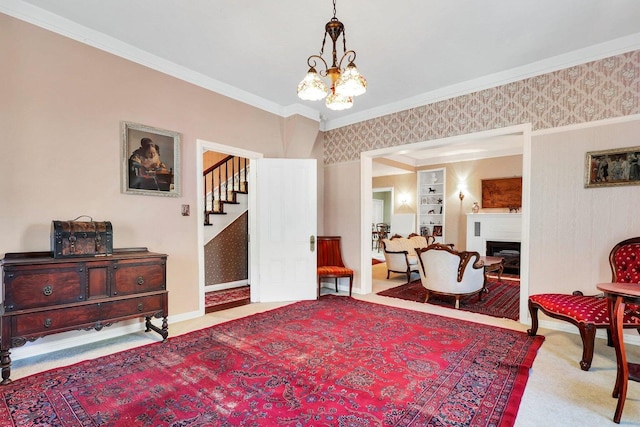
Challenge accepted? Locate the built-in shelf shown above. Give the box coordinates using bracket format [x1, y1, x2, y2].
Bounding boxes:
[418, 168, 445, 243]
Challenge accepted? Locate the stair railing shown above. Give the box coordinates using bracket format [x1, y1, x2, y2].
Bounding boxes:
[204, 155, 249, 225]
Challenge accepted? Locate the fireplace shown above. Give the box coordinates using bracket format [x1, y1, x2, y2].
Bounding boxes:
[486, 241, 520, 275]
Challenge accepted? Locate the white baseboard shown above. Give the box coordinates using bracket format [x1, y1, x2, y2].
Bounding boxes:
[205, 280, 249, 293]
[537, 318, 640, 346]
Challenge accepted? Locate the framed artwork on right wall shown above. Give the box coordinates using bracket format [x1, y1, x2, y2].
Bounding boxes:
[585, 146, 640, 188]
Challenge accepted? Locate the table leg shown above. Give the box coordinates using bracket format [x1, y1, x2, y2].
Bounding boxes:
[610, 295, 627, 424]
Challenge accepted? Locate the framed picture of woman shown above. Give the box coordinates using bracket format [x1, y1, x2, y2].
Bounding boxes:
[121, 121, 181, 197]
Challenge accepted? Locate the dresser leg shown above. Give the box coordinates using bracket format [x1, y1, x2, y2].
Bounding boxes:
[145, 316, 169, 341]
[0, 349, 12, 385]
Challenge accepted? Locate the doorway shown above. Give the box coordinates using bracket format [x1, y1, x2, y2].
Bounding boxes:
[361, 123, 532, 324]
[196, 140, 263, 315]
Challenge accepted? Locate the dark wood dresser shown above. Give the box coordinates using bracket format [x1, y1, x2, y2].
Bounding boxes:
[0, 247, 168, 385]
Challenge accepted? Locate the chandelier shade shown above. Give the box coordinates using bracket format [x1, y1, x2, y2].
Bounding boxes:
[297, 67, 328, 101]
[325, 89, 353, 111]
[335, 62, 367, 97]
[296, 0, 366, 111]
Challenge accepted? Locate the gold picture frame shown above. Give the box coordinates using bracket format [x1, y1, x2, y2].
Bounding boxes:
[585, 146, 640, 188]
[121, 121, 181, 197]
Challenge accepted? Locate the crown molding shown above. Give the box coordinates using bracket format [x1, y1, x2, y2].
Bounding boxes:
[3, 1, 639, 133]
[324, 33, 640, 131]
[0, 0, 289, 118]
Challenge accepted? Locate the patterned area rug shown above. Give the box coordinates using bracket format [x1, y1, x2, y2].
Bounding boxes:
[205, 285, 250, 313]
[378, 277, 520, 320]
[0, 296, 543, 426]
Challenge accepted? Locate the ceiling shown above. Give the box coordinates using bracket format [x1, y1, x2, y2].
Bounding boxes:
[4, 0, 640, 133]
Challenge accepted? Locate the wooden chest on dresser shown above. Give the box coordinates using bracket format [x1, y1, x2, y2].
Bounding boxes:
[0, 247, 168, 385]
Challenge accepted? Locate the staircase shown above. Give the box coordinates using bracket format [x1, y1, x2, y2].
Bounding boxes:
[204, 155, 249, 226]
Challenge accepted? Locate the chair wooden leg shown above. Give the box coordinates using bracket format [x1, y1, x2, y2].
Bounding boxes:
[317, 276, 321, 300]
[577, 323, 597, 371]
[527, 300, 539, 336]
[348, 275, 353, 296]
[334, 278, 338, 292]
[455, 297, 460, 309]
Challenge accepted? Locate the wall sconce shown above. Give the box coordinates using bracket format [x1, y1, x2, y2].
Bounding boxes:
[457, 184, 466, 201]
[399, 193, 410, 206]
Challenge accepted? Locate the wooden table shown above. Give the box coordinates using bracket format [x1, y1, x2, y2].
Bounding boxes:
[596, 282, 640, 424]
[479, 256, 505, 281]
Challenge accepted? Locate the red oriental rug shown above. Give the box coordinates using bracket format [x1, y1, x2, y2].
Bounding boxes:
[205, 285, 250, 313]
[378, 277, 521, 321]
[0, 296, 542, 426]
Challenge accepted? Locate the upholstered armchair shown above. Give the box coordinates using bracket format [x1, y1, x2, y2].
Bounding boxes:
[416, 244, 486, 308]
[381, 235, 432, 283]
[528, 237, 640, 371]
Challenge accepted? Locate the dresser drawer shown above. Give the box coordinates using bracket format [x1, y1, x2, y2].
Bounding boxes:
[113, 259, 165, 295]
[100, 293, 166, 320]
[3, 265, 85, 311]
[12, 304, 100, 337]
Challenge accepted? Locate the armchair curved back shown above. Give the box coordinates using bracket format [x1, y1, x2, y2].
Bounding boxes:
[609, 236, 640, 283]
[416, 244, 485, 295]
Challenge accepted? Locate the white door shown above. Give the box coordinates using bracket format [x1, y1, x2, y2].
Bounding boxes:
[251, 158, 317, 302]
[372, 199, 384, 225]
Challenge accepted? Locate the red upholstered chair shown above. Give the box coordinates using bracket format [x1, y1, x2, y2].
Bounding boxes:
[528, 237, 640, 371]
[317, 236, 353, 299]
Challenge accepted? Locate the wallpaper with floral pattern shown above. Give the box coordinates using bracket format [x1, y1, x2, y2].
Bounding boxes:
[205, 212, 248, 285]
[324, 51, 639, 165]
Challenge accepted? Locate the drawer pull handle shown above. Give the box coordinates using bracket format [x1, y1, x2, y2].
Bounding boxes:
[44, 318, 52, 328]
[137, 276, 144, 285]
[43, 285, 53, 296]
[137, 303, 143, 312]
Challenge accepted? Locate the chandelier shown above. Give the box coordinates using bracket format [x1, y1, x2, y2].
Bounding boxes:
[296, 0, 367, 111]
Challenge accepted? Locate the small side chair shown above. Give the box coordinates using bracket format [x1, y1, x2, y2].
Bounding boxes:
[317, 236, 353, 299]
[528, 237, 640, 371]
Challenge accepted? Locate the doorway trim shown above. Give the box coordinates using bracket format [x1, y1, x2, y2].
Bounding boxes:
[360, 123, 532, 324]
[196, 139, 263, 315]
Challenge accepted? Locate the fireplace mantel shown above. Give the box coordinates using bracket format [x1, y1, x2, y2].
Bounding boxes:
[466, 213, 522, 255]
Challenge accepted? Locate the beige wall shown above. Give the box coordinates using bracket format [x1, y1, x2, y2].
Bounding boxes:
[0, 14, 323, 318]
[3, 12, 640, 337]
[530, 120, 640, 295]
[373, 173, 417, 217]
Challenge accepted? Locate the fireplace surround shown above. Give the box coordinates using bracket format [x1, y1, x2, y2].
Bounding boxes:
[466, 214, 522, 274]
